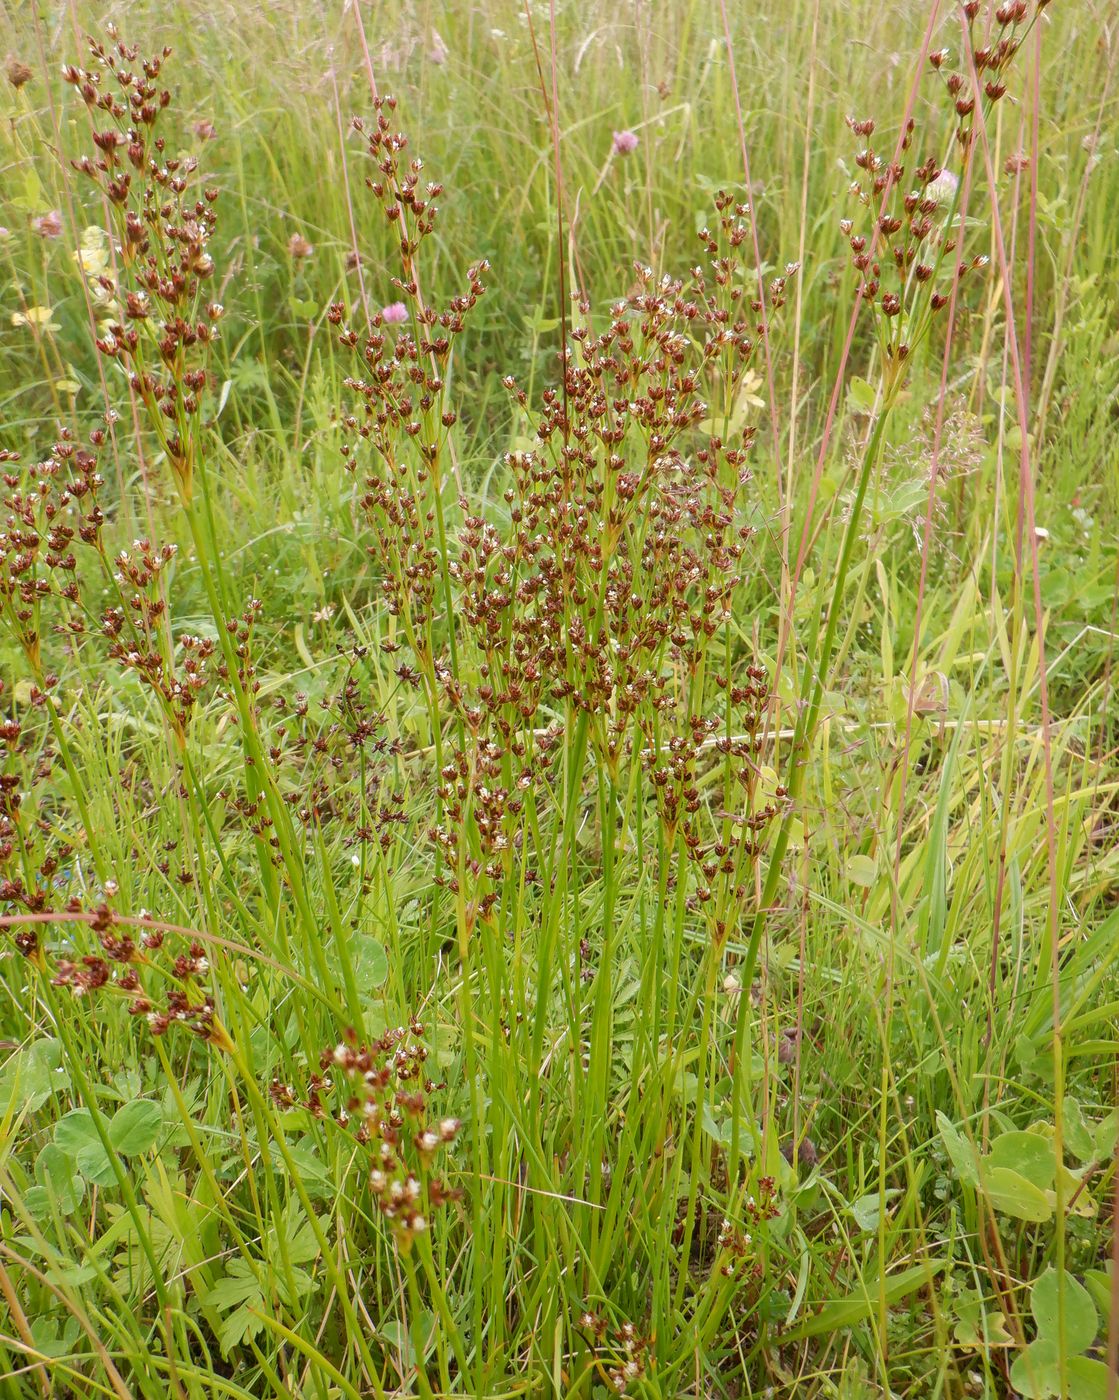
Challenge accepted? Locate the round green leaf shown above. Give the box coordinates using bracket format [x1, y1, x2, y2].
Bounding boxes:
[75, 1140, 114, 1186]
[55, 1108, 114, 1183]
[53, 1108, 102, 1156]
[351, 935, 388, 992]
[1094, 1109, 1118, 1162]
[849, 1190, 899, 1233]
[936, 1111, 979, 1189]
[1031, 1267, 1097, 1357]
[988, 1131, 1056, 1192]
[108, 1100, 163, 1156]
[1009, 1338, 1060, 1400]
[846, 854, 877, 889]
[1063, 1098, 1097, 1163]
[1084, 1268, 1112, 1318]
[1067, 1357, 1112, 1400]
[981, 1166, 1053, 1223]
[0, 1037, 69, 1114]
[22, 1188, 51, 1220]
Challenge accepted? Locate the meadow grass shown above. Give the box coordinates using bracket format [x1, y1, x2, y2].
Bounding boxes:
[0, 1, 1117, 1396]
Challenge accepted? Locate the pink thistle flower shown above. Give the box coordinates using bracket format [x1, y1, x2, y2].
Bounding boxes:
[381, 301, 408, 325]
[31, 210, 63, 239]
[612, 129, 639, 156]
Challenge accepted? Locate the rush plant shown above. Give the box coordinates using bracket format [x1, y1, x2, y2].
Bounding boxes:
[0, 2, 1115, 1397]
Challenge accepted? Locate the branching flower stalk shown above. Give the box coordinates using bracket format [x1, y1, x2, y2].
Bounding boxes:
[62, 34, 365, 1031]
[726, 0, 1045, 1185]
[330, 100, 498, 1354]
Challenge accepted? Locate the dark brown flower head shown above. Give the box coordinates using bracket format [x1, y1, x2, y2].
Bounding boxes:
[65, 37, 221, 502]
[6, 55, 32, 89]
[309, 1020, 460, 1250]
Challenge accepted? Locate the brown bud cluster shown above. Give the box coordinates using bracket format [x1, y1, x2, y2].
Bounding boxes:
[576, 1314, 650, 1395]
[301, 1022, 462, 1250]
[0, 435, 105, 670]
[7, 56, 33, 89]
[931, 0, 1038, 143]
[0, 429, 218, 742]
[103, 539, 216, 733]
[8, 902, 232, 1049]
[331, 94, 487, 644]
[841, 11, 1032, 367]
[275, 680, 405, 841]
[64, 36, 222, 499]
[328, 111, 796, 948]
[711, 1177, 781, 1278]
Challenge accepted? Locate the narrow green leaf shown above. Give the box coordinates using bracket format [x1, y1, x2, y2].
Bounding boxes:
[780, 1260, 941, 1341]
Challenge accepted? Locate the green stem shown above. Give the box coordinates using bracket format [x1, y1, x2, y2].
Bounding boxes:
[728, 384, 899, 1181]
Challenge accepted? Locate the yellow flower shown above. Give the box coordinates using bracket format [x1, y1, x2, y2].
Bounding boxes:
[11, 305, 58, 330]
[74, 226, 110, 275]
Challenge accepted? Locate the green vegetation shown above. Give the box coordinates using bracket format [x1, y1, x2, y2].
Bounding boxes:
[0, 0, 1116, 1395]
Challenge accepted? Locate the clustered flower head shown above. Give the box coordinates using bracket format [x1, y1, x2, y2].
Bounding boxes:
[840, 1, 1038, 368]
[715, 1216, 754, 1277]
[0, 681, 73, 927]
[0, 433, 232, 1038]
[331, 113, 796, 951]
[426, 221, 792, 938]
[577, 1313, 650, 1394]
[107, 549, 216, 731]
[712, 1175, 782, 1278]
[0, 429, 112, 672]
[259, 669, 406, 851]
[63, 32, 222, 501]
[612, 129, 639, 156]
[328, 99, 488, 663]
[0, 429, 216, 741]
[925, 167, 959, 206]
[930, 0, 1040, 116]
[5, 897, 233, 1050]
[7, 54, 33, 89]
[290, 1021, 461, 1251]
[31, 210, 63, 239]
